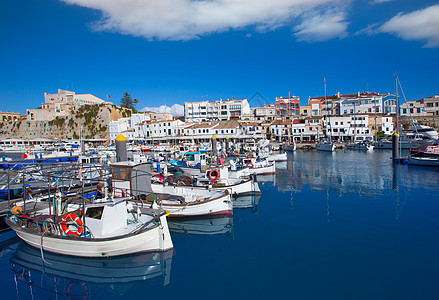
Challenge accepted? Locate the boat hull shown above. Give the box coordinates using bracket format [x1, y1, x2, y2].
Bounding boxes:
[6, 215, 173, 257]
[316, 142, 335, 152]
[407, 156, 439, 167]
[148, 187, 233, 217]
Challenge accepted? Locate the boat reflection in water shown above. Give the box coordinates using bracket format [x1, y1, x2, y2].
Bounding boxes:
[168, 215, 233, 236]
[232, 195, 260, 213]
[10, 241, 173, 298]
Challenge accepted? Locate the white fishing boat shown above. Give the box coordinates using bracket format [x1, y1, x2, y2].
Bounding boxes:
[6, 196, 174, 257]
[346, 141, 374, 151]
[111, 161, 233, 217]
[316, 139, 335, 152]
[373, 138, 420, 150]
[265, 152, 288, 162]
[237, 156, 276, 175]
[191, 167, 261, 196]
[283, 142, 296, 152]
[146, 186, 232, 217]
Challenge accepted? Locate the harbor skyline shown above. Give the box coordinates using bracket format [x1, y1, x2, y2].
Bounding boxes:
[1, 0, 438, 114]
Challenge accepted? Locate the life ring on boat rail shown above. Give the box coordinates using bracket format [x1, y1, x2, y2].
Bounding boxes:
[66, 281, 88, 300]
[11, 205, 23, 215]
[248, 153, 255, 158]
[21, 153, 27, 159]
[61, 213, 84, 236]
[208, 168, 220, 183]
[246, 162, 255, 168]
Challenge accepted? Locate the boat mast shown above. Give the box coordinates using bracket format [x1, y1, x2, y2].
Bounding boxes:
[353, 101, 356, 142]
[395, 75, 399, 135]
[324, 77, 332, 142]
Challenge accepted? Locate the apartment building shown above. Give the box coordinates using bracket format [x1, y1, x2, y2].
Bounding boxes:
[251, 104, 276, 122]
[419, 94, 439, 116]
[324, 114, 373, 142]
[184, 99, 250, 123]
[270, 119, 291, 142]
[310, 91, 396, 117]
[240, 123, 264, 139]
[275, 96, 300, 119]
[305, 117, 324, 140]
[399, 100, 428, 117]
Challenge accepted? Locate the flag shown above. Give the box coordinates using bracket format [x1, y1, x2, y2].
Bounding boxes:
[107, 95, 111, 98]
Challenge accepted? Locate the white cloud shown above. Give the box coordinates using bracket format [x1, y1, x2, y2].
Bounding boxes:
[293, 9, 348, 42]
[378, 5, 439, 47]
[141, 104, 185, 117]
[370, 0, 393, 4]
[61, 0, 348, 41]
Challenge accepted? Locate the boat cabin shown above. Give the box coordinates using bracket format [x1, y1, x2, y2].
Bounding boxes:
[184, 150, 207, 167]
[84, 198, 129, 237]
[111, 162, 153, 198]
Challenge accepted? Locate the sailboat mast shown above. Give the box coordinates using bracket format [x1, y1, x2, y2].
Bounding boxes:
[324, 77, 332, 141]
[395, 75, 399, 135]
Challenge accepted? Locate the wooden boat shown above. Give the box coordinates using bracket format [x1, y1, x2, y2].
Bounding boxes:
[407, 156, 439, 167]
[6, 198, 174, 257]
[111, 162, 233, 217]
[346, 141, 374, 151]
[316, 139, 335, 152]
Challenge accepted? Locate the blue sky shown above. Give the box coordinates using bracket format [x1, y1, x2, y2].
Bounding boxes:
[1, 0, 438, 114]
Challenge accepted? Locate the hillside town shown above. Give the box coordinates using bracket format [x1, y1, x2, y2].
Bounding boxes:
[0, 88, 438, 145]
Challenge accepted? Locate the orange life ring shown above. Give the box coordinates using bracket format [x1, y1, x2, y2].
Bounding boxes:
[234, 151, 239, 155]
[61, 213, 83, 236]
[208, 168, 220, 183]
[246, 162, 255, 168]
[11, 206, 23, 215]
[22, 153, 27, 159]
[66, 281, 88, 300]
[248, 153, 255, 158]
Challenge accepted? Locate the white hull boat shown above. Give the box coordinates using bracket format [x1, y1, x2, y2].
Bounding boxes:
[148, 185, 233, 217]
[316, 141, 335, 152]
[266, 152, 288, 162]
[347, 142, 374, 151]
[283, 143, 296, 152]
[6, 199, 174, 257]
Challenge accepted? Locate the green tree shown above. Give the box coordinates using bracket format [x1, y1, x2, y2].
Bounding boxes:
[133, 98, 139, 110]
[120, 92, 134, 109]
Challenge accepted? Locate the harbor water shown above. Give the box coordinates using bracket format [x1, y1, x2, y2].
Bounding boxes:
[1, 150, 439, 299]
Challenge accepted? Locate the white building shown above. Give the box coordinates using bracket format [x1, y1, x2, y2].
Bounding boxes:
[27, 89, 110, 121]
[311, 91, 397, 117]
[250, 105, 276, 122]
[326, 115, 373, 141]
[185, 99, 250, 122]
[418, 95, 439, 116]
[399, 100, 427, 117]
[240, 123, 264, 139]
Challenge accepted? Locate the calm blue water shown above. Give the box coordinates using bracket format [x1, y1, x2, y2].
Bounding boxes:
[1, 150, 439, 299]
